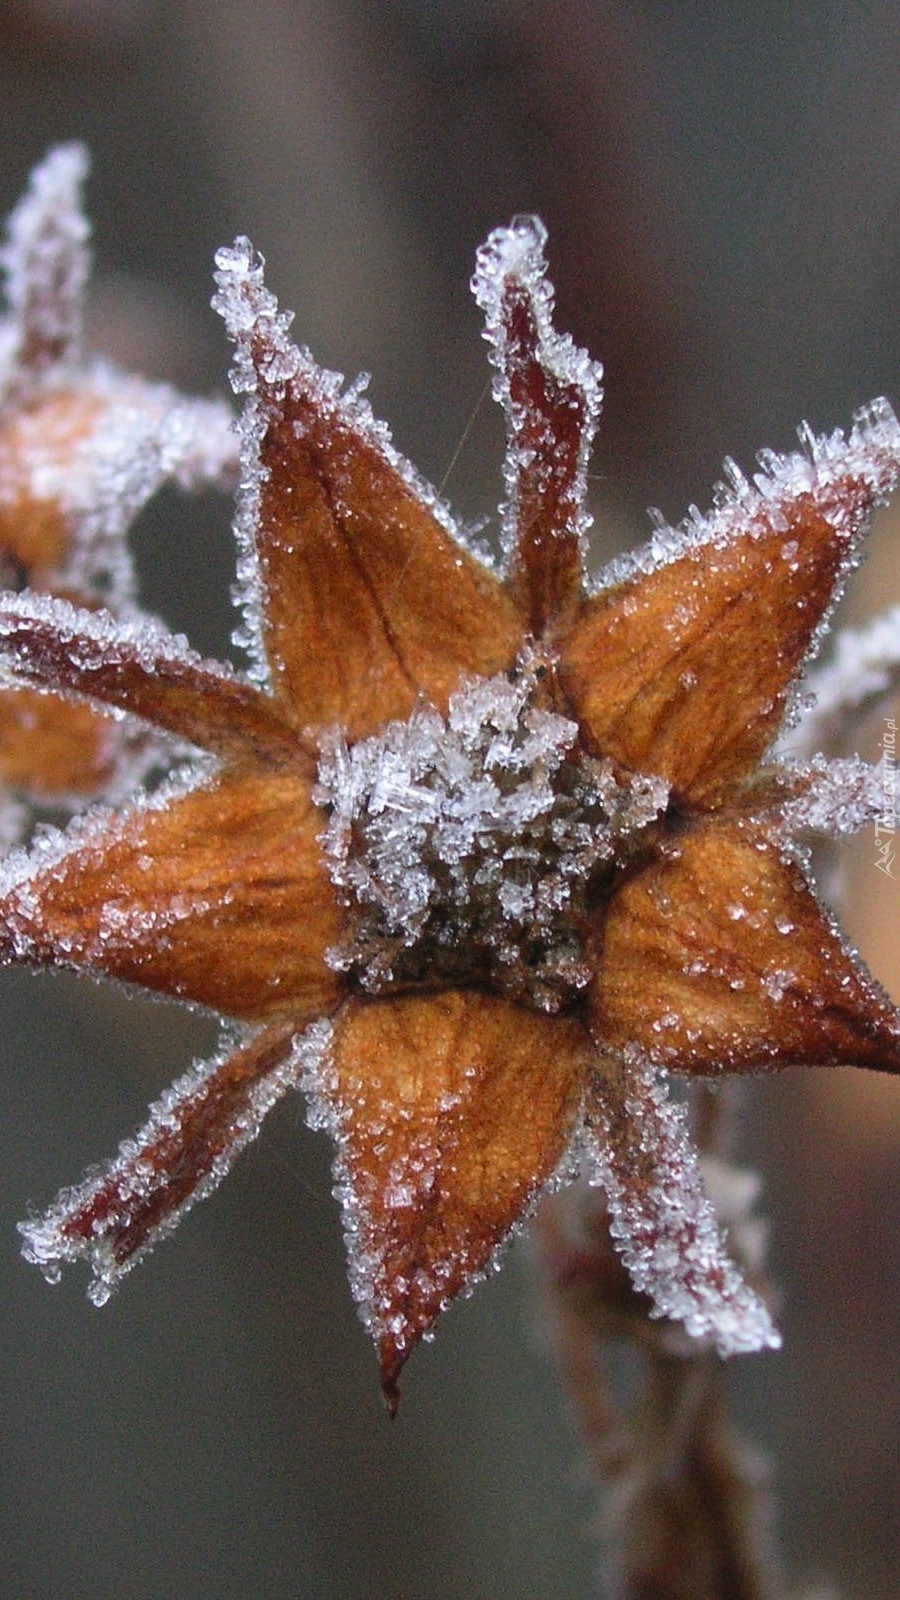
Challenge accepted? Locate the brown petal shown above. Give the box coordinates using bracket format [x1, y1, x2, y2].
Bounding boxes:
[0, 592, 304, 767]
[556, 404, 900, 802]
[0, 768, 342, 1022]
[0, 684, 139, 799]
[0, 393, 103, 576]
[591, 816, 900, 1075]
[214, 240, 523, 742]
[585, 1054, 780, 1354]
[20, 1019, 300, 1302]
[258, 409, 523, 738]
[322, 989, 589, 1410]
[473, 218, 601, 632]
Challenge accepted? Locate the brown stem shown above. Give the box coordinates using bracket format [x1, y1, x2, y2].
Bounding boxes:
[534, 1081, 785, 1600]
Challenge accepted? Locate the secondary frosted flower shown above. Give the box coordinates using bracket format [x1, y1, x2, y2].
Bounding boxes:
[2, 214, 898, 1409]
[0, 145, 237, 814]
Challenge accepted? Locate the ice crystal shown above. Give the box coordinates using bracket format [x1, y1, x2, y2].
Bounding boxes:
[789, 603, 900, 756]
[317, 654, 668, 1007]
[775, 754, 890, 836]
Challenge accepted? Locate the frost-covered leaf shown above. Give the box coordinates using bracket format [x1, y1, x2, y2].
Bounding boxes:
[20, 1020, 300, 1303]
[0, 146, 238, 607]
[0, 590, 303, 764]
[212, 237, 521, 737]
[586, 1053, 780, 1355]
[317, 989, 588, 1408]
[473, 215, 602, 631]
[0, 146, 239, 813]
[0, 767, 341, 1021]
[557, 401, 900, 803]
[591, 815, 900, 1075]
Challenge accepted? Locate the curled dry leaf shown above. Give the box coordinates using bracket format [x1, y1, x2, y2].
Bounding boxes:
[1, 182, 898, 1407]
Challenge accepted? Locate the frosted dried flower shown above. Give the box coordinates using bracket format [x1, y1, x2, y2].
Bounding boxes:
[0, 144, 237, 813]
[1, 205, 898, 1411]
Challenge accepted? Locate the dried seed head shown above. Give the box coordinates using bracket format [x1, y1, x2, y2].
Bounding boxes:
[1, 171, 898, 1406]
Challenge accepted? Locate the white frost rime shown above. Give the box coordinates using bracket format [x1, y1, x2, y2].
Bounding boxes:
[19, 1025, 306, 1305]
[789, 604, 900, 757]
[0, 141, 90, 387]
[590, 1056, 781, 1356]
[472, 214, 603, 571]
[601, 398, 900, 594]
[775, 754, 891, 837]
[316, 655, 668, 1008]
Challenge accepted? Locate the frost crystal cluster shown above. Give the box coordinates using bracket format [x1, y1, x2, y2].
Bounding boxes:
[0, 152, 898, 1411]
[317, 656, 669, 1007]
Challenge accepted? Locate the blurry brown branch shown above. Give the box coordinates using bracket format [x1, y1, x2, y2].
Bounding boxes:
[535, 1085, 785, 1600]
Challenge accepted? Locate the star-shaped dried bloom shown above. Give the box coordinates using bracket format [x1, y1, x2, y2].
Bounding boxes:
[2, 212, 898, 1410]
[0, 145, 237, 820]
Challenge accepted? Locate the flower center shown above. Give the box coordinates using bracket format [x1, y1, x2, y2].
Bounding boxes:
[315, 658, 669, 1011]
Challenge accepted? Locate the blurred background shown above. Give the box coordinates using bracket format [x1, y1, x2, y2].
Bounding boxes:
[0, 2, 897, 1596]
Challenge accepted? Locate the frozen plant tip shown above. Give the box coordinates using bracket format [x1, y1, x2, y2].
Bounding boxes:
[1, 180, 899, 1412]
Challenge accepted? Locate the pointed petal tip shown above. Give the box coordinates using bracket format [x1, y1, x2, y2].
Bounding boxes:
[18, 1211, 67, 1286]
[25, 140, 90, 192]
[2, 144, 92, 378]
[860, 1030, 900, 1077]
[327, 992, 588, 1401]
[18, 1190, 125, 1307]
[694, 1294, 782, 1359]
[472, 213, 549, 313]
[210, 235, 298, 388]
[211, 234, 264, 309]
[4, 143, 91, 259]
[379, 1348, 403, 1418]
[832, 395, 900, 484]
[472, 212, 603, 405]
[472, 215, 602, 630]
